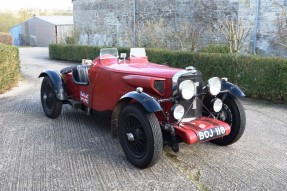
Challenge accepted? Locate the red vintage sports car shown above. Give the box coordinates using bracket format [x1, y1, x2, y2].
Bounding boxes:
[39, 48, 246, 168]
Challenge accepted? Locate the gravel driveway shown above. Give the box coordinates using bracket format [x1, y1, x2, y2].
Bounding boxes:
[0, 47, 286, 190]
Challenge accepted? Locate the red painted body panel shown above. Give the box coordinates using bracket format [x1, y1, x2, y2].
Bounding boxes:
[110, 58, 181, 78]
[174, 117, 231, 144]
[63, 74, 90, 106]
[64, 57, 181, 111]
[62, 55, 230, 145]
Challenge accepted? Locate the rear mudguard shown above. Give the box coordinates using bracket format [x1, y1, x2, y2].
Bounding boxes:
[221, 81, 245, 97]
[111, 91, 162, 138]
[39, 69, 67, 100]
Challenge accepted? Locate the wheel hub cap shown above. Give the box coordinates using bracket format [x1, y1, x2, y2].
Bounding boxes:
[219, 112, 226, 121]
[43, 93, 47, 101]
[126, 133, 135, 141]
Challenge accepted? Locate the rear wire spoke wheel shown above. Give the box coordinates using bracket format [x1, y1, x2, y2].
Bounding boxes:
[40, 76, 62, 118]
[211, 94, 246, 146]
[119, 103, 163, 168]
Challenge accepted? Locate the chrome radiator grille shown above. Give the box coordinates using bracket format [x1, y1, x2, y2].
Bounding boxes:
[176, 71, 203, 119]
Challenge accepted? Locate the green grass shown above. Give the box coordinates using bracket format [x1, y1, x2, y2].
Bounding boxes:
[164, 149, 209, 191]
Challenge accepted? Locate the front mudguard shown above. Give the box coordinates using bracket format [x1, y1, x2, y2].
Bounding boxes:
[203, 81, 244, 111]
[39, 69, 67, 100]
[120, 91, 162, 113]
[221, 81, 245, 97]
[111, 91, 162, 137]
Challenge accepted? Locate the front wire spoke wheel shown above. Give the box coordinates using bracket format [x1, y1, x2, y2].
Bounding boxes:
[124, 116, 147, 157]
[210, 94, 246, 146]
[119, 103, 163, 169]
[215, 104, 233, 126]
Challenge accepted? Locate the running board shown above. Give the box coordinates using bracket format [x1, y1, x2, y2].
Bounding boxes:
[66, 99, 81, 109]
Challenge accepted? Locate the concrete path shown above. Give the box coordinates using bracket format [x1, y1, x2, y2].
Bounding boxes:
[0, 47, 286, 190]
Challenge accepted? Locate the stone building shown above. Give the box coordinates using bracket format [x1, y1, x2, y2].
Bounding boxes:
[72, 0, 287, 56]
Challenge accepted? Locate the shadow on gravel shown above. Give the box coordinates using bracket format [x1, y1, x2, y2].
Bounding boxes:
[43, 108, 126, 162]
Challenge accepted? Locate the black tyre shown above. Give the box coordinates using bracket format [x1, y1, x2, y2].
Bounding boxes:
[40, 76, 62, 119]
[119, 103, 163, 169]
[211, 94, 246, 146]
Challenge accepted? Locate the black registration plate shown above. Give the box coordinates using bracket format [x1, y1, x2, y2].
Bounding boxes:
[197, 126, 226, 141]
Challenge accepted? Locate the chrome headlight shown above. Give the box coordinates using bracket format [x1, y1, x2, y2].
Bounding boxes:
[211, 98, 223, 112]
[179, 80, 195, 100]
[171, 104, 185, 120]
[207, 77, 222, 96]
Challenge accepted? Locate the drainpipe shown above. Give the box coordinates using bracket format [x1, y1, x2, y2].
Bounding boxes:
[133, 0, 136, 47]
[55, 26, 58, 44]
[253, 0, 260, 54]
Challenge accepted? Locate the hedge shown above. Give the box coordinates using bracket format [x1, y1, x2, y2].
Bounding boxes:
[0, 44, 20, 93]
[49, 44, 287, 103]
[198, 44, 230, 54]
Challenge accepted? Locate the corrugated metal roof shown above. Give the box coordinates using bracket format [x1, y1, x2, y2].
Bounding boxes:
[35, 16, 73, 25]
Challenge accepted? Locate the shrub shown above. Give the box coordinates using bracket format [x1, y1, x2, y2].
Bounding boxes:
[65, 36, 77, 45]
[0, 32, 12, 45]
[0, 44, 20, 93]
[49, 44, 287, 103]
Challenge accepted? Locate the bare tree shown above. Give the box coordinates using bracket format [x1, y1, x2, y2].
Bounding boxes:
[136, 18, 167, 49]
[65, 27, 80, 45]
[166, 19, 202, 51]
[135, 18, 202, 51]
[217, 17, 250, 53]
[274, 9, 287, 48]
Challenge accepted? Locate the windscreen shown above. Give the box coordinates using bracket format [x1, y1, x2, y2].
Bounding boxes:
[100, 48, 119, 59]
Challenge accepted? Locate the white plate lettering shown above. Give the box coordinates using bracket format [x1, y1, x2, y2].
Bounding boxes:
[197, 126, 226, 141]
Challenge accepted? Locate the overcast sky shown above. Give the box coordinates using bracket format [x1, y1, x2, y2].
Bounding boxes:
[0, 0, 72, 11]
